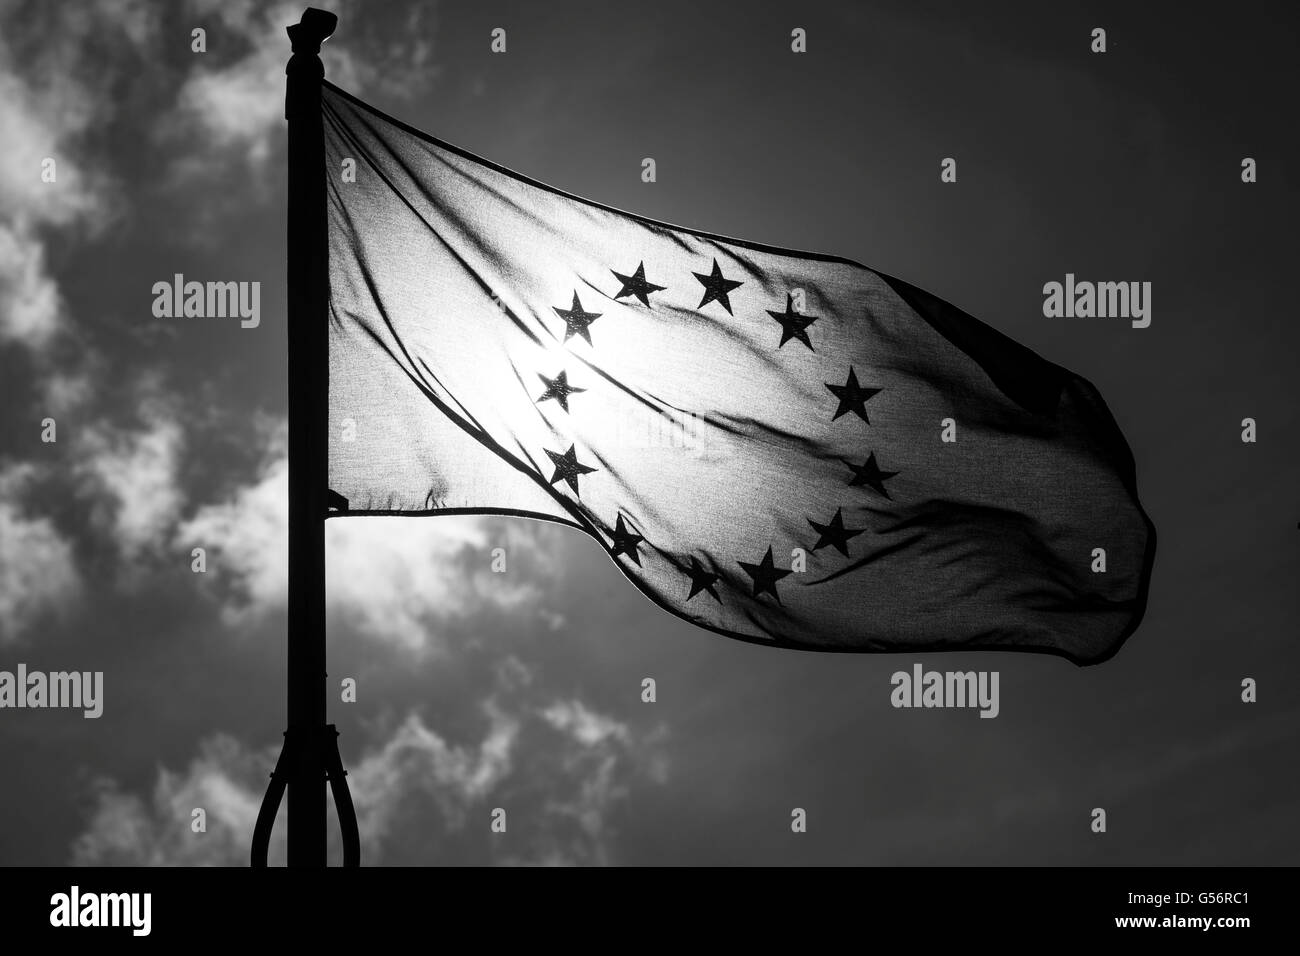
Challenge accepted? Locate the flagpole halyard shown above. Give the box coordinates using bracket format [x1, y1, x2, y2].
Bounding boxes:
[251, 6, 359, 868]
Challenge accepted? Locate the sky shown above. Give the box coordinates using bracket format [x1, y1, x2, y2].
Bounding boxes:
[0, 0, 1297, 866]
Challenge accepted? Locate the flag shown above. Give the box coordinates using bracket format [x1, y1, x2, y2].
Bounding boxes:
[321, 82, 1155, 666]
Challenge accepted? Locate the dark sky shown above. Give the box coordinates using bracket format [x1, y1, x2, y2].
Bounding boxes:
[0, 0, 1297, 865]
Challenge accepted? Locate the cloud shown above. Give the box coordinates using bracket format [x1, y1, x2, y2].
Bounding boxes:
[0, 463, 82, 643]
[0, 376, 189, 605]
[0, 371, 189, 636]
[530, 701, 637, 866]
[164, 0, 438, 181]
[40, 364, 98, 418]
[0, 0, 154, 352]
[166, 0, 303, 170]
[349, 704, 520, 846]
[75, 396, 186, 565]
[0, 224, 64, 351]
[327, 515, 552, 652]
[0, 0, 439, 356]
[71, 691, 665, 866]
[541, 699, 631, 748]
[177, 423, 559, 651]
[70, 734, 270, 867]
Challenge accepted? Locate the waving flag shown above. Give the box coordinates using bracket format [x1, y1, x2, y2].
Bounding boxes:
[321, 82, 1155, 665]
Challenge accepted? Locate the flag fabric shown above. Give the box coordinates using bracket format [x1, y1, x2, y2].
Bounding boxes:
[321, 82, 1156, 666]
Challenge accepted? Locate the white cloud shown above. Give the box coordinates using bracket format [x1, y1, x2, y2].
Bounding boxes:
[0, 0, 152, 352]
[349, 704, 520, 845]
[0, 223, 64, 351]
[542, 699, 632, 748]
[327, 515, 550, 652]
[71, 692, 663, 866]
[164, 0, 439, 180]
[177, 434, 289, 624]
[168, 0, 301, 168]
[0, 0, 436, 361]
[177, 424, 558, 651]
[76, 398, 186, 564]
[526, 701, 671, 866]
[0, 383, 190, 620]
[40, 365, 98, 417]
[70, 734, 270, 866]
[0, 463, 82, 643]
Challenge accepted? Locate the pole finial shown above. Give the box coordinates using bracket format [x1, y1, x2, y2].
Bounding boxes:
[285, 7, 337, 118]
[287, 7, 337, 56]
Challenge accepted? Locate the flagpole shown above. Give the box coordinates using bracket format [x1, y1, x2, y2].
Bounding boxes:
[251, 5, 359, 867]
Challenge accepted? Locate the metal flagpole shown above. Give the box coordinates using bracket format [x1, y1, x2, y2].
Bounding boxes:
[251, 6, 360, 868]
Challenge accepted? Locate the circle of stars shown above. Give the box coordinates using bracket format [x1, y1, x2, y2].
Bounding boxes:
[527, 257, 901, 610]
